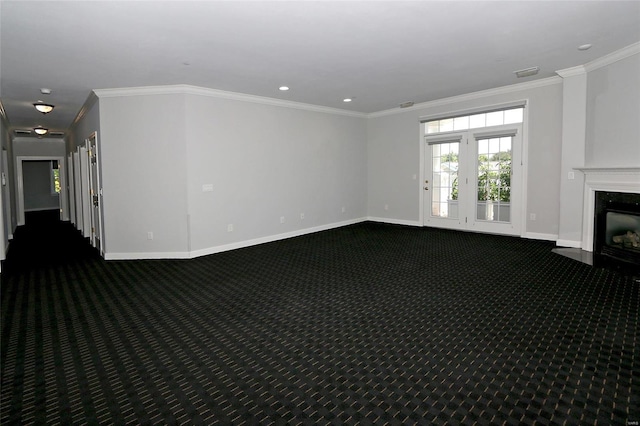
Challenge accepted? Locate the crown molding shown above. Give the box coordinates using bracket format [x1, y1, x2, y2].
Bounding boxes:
[584, 42, 640, 73]
[93, 84, 367, 118]
[556, 65, 586, 78]
[368, 76, 562, 118]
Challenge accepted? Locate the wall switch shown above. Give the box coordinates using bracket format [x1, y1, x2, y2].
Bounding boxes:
[280, 216, 285, 224]
[384, 204, 389, 211]
[529, 213, 536, 221]
[412, 174, 417, 180]
[202, 183, 214, 192]
[227, 224, 233, 232]
[147, 231, 154, 240]
[341, 207, 346, 213]
[568, 172, 575, 180]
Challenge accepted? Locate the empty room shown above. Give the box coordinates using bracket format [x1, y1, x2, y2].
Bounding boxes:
[1, 1, 639, 424]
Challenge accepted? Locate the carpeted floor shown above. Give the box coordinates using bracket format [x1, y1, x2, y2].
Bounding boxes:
[1, 212, 639, 424]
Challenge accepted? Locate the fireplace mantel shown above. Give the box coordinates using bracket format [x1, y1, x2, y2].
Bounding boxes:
[577, 167, 640, 252]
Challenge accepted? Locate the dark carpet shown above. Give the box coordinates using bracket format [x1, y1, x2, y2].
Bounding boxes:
[1, 211, 639, 424]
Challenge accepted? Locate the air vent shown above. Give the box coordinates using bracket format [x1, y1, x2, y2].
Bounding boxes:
[49, 131, 65, 137]
[514, 66, 539, 78]
[14, 129, 32, 135]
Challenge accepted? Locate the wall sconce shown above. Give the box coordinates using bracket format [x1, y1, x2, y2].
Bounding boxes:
[33, 103, 55, 114]
[34, 127, 48, 135]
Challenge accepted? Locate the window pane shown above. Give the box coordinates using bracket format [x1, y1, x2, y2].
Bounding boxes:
[439, 118, 454, 132]
[486, 111, 503, 127]
[426, 121, 439, 134]
[469, 114, 485, 128]
[453, 116, 469, 131]
[504, 108, 523, 124]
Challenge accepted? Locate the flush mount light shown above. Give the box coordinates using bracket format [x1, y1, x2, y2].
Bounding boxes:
[279, 86, 290, 91]
[33, 102, 55, 114]
[578, 44, 592, 51]
[343, 98, 353, 103]
[34, 127, 48, 135]
[514, 66, 539, 78]
[40, 88, 52, 95]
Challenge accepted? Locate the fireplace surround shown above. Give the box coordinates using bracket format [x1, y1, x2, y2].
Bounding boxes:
[579, 167, 640, 273]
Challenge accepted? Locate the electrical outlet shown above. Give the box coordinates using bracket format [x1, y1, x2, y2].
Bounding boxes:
[341, 207, 346, 213]
[280, 216, 285, 224]
[300, 213, 305, 220]
[384, 204, 389, 211]
[227, 224, 233, 232]
[529, 213, 536, 221]
[147, 231, 154, 240]
[568, 171, 575, 180]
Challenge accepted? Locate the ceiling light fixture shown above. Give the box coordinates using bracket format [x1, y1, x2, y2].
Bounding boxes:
[34, 127, 48, 135]
[40, 88, 52, 95]
[279, 86, 290, 91]
[514, 66, 539, 78]
[399, 101, 415, 108]
[33, 102, 55, 114]
[578, 44, 592, 51]
[343, 98, 353, 103]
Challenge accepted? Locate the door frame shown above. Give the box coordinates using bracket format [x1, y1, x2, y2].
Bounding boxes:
[419, 101, 530, 237]
[15, 156, 67, 226]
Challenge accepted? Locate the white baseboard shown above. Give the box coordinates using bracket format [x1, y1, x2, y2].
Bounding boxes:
[555, 239, 582, 248]
[523, 232, 558, 241]
[105, 217, 368, 261]
[104, 251, 191, 260]
[366, 217, 422, 227]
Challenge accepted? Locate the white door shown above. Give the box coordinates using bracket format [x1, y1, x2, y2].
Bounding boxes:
[424, 125, 522, 236]
[73, 151, 82, 232]
[68, 153, 76, 226]
[79, 146, 91, 238]
[423, 133, 466, 230]
[87, 133, 102, 251]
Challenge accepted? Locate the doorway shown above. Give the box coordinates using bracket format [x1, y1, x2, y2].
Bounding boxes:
[422, 111, 524, 236]
[16, 156, 67, 226]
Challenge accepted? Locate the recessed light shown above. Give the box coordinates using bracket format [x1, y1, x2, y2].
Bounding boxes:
[343, 98, 353, 103]
[578, 44, 592, 51]
[279, 86, 290, 91]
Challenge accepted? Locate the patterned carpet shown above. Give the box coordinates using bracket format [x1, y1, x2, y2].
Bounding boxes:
[1, 213, 639, 424]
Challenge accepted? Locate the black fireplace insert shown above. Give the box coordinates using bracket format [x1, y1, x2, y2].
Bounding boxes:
[594, 191, 640, 273]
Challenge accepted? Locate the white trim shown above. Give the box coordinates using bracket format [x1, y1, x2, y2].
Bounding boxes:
[369, 77, 561, 118]
[584, 42, 640, 73]
[556, 239, 582, 248]
[94, 85, 367, 118]
[105, 218, 368, 261]
[578, 168, 640, 252]
[556, 65, 586, 78]
[366, 217, 421, 227]
[72, 91, 99, 128]
[523, 232, 558, 242]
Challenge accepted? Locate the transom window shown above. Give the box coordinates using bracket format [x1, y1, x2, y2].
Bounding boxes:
[425, 107, 524, 134]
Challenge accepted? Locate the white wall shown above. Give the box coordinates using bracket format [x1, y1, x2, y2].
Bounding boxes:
[585, 52, 640, 167]
[98, 93, 190, 258]
[184, 93, 367, 254]
[367, 80, 564, 238]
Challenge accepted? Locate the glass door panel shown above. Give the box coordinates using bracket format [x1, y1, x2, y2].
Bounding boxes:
[431, 142, 459, 219]
[476, 136, 512, 223]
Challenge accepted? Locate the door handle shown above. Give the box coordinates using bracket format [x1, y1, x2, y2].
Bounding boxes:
[424, 187, 429, 190]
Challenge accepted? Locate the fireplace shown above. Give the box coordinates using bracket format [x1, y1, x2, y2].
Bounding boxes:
[593, 191, 640, 271]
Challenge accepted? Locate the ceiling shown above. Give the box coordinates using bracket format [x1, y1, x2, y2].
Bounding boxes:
[1, 1, 639, 138]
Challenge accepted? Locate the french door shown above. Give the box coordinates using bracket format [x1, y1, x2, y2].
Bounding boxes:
[423, 124, 522, 236]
